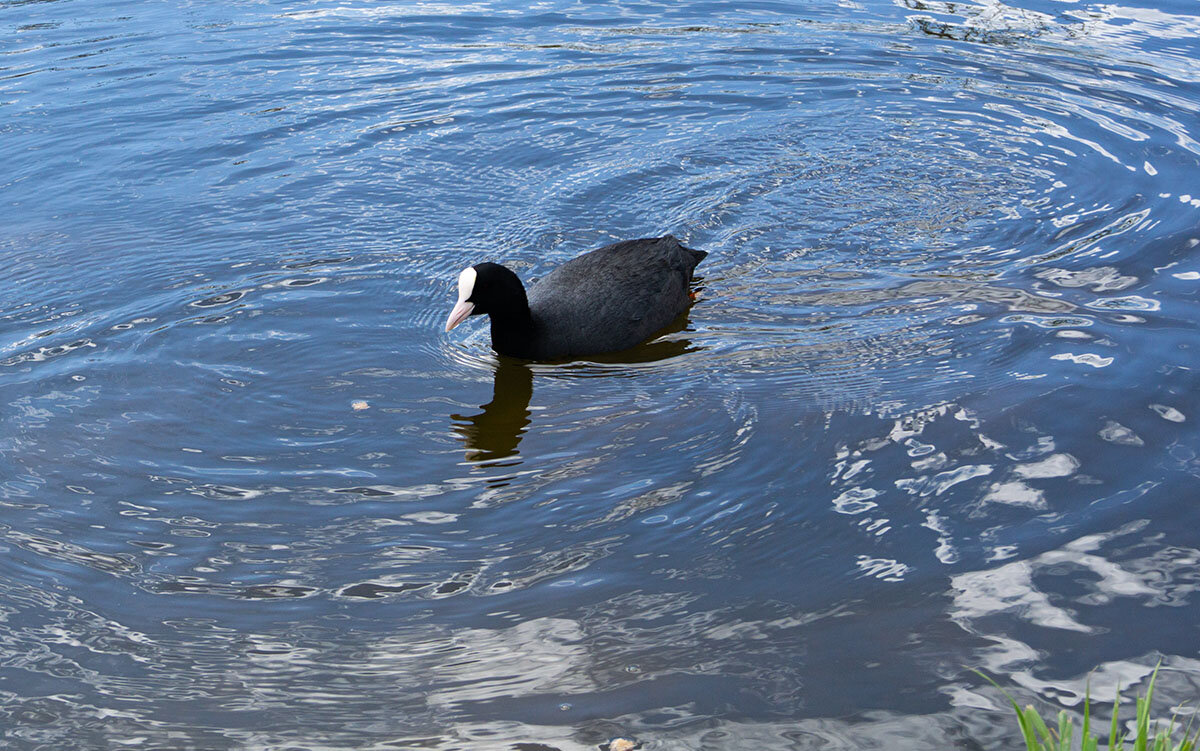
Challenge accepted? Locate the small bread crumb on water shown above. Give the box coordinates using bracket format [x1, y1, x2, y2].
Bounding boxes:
[351, 401, 369, 411]
[608, 739, 638, 751]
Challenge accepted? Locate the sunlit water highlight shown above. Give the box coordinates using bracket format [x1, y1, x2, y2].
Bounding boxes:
[2, 0, 1200, 748]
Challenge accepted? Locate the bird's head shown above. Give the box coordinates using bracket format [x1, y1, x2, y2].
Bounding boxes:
[444, 262, 527, 332]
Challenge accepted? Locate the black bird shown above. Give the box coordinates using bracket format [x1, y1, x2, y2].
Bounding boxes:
[444, 235, 706, 360]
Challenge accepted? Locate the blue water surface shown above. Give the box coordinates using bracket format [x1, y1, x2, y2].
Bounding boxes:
[2, 0, 1200, 748]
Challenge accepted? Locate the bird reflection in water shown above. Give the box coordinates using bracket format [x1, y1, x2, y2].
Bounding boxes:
[451, 359, 533, 464]
[451, 310, 700, 464]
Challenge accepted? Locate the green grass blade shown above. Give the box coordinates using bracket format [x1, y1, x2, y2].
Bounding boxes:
[1136, 663, 1162, 751]
[1060, 710, 1074, 751]
[1137, 696, 1150, 751]
[1179, 709, 1199, 751]
[1181, 726, 1199, 751]
[1155, 709, 1180, 751]
[1028, 704, 1057, 748]
[973, 669, 1039, 751]
[1083, 681, 1093, 747]
[1113, 681, 1125, 751]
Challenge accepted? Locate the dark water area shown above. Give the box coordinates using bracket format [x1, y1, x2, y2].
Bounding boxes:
[3, 0, 1200, 748]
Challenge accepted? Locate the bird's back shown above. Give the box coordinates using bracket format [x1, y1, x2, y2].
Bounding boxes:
[525, 235, 706, 359]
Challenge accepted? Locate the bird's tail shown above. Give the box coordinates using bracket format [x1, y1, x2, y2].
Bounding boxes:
[662, 234, 708, 265]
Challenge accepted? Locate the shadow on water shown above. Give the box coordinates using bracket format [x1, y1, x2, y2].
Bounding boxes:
[450, 312, 700, 463]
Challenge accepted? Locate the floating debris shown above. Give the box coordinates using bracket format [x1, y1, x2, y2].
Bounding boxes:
[352, 400, 369, 410]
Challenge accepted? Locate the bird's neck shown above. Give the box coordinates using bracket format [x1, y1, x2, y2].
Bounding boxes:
[488, 302, 538, 359]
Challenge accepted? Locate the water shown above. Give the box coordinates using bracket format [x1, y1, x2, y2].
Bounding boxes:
[2, 0, 1200, 747]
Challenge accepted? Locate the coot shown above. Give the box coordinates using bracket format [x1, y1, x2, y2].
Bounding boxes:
[444, 235, 706, 360]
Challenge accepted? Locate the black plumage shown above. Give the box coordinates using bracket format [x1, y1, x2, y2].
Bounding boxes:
[445, 235, 706, 360]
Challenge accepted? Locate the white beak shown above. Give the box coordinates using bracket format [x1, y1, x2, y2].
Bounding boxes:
[445, 266, 478, 333]
[445, 300, 475, 332]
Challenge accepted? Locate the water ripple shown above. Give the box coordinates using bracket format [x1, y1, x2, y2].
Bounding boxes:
[2, 0, 1200, 747]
